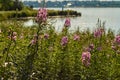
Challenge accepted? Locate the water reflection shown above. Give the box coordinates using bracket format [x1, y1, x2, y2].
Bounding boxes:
[24, 8, 120, 34]
[23, 17, 96, 33]
[23, 19, 37, 27]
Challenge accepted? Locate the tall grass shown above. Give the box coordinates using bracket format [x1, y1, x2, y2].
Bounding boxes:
[0, 18, 120, 79]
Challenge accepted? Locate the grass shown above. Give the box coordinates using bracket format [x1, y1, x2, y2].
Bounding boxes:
[0, 19, 120, 80]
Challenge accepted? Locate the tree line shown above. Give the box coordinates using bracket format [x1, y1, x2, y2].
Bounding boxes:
[0, 0, 23, 11]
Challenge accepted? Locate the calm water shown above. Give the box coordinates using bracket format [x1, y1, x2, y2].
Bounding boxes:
[24, 8, 120, 33]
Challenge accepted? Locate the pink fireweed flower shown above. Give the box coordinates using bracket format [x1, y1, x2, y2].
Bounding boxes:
[114, 35, 120, 44]
[12, 36, 17, 41]
[13, 32, 17, 36]
[94, 28, 103, 38]
[30, 39, 37, 45]
[30, 34, 38, 45]
[89, 44, 94, 50]
[44, 33, 49, 39]
[64, 18, 71, 27]
[12, 32, 17, 41]
[73, 34, 80, 41]
[97, 46, 102, 51]
[61, 36, 68, 46]
[36, 8, 47, 23]
[82, 51, 91, 66]
[85, 47, 91, 52]
[8, 32, 17, 41]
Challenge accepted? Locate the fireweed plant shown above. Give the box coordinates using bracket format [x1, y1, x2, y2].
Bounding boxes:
[19, 8, 48, 80]
[0, 9, 120, 80]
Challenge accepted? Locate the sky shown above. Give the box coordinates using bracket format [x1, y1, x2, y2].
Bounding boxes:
[21, 0, 62, 1]
[21, 0, 120, 1]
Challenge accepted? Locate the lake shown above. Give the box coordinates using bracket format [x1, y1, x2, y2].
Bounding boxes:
[24, 8, 120, 34]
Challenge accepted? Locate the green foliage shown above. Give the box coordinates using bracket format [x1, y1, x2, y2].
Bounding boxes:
[0, 10, 81, 20]
[0, 0, 23, 11]
[0, 20, 120, 80]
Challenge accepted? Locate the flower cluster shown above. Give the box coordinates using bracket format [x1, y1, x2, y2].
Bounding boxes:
[44, 33, 49, 39]
[36, 8, 47, 23]
[73, 34, 80, 41]
[30, 35, 37, 45]
[97, 46, 102, 51]
[84, 44, 94, 52]
[8, 32, 17, 41]
[114, 35, 120, 44]
[82, 51, 91, 66]
[61, 36, 68, 46]
[30, 39, 37, 45]
[12, 32, 17, 41]
[94, 28, 104, 38]
[89, 44, 94, 50]
[64, 18, 71, 27]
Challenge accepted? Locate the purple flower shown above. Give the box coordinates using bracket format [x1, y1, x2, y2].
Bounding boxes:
[84, 44, 94, 52]
[94, 28, 103, 38]
[8, 32, 17, 41]
[12, 36, 17, 41]
[73, 34, 80, 41]
[30, 39, 37, 45]
[36, 8, 47, 23]
[85, 47, 91, 52]
[30, 34, 38, 45]
[89, 44, 94, 50]
[114, 35, 120, 44]
[97, 46, 102, 51]
[64, 18, 71, 27]
[44, 33, 49, 39]
[61, 36, 68, 46]
[82, 51, 91, 66]
[13, 32, 17, 36]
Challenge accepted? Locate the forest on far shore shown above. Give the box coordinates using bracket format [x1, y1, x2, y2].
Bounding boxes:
[0, 0, 23, 11]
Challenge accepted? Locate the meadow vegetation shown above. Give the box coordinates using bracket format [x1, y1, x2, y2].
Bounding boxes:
[0, 8, 120, 80]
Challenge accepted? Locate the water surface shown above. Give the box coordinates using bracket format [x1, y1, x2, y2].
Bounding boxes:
[25, 8, 120, 34]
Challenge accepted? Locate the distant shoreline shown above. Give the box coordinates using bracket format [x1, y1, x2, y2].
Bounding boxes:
[23, 1, 120, 8]
[33, 7, 120, 10]
[0, 10, 81, 21]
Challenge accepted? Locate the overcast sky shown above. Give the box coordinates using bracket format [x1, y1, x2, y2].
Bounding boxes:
[21, 0, 120, 1]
